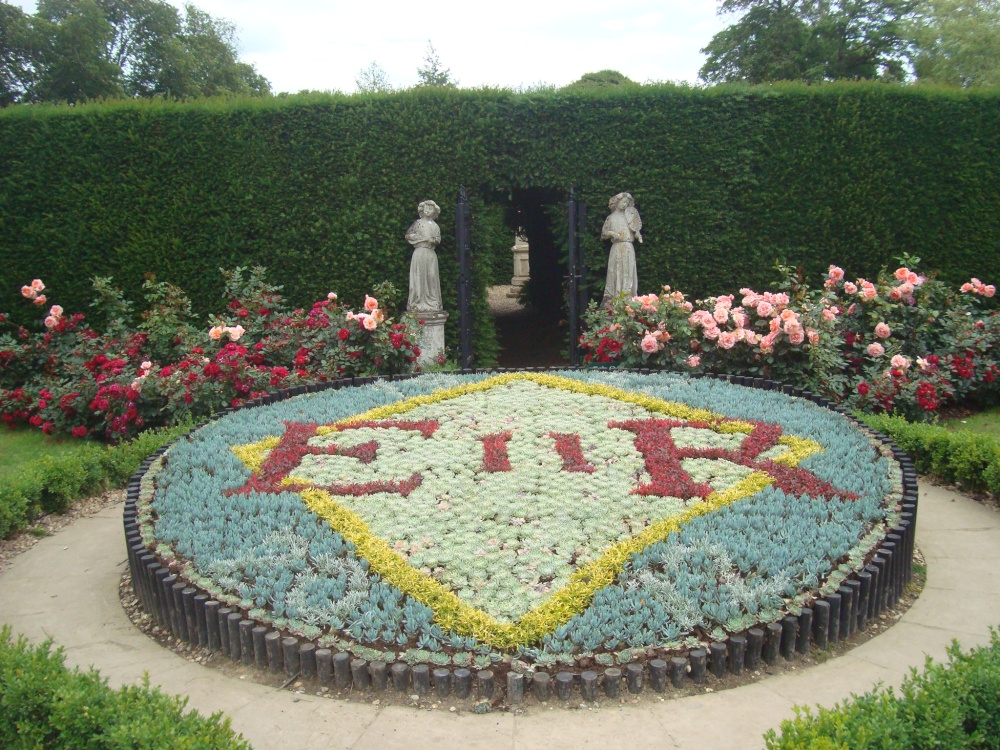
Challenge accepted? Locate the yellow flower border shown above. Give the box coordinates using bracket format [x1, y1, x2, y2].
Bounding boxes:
[235, 372, 823, 650]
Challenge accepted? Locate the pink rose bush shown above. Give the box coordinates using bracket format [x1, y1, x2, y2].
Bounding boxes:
[581, 258, 1000, 421]
[1, 268, 421, 440]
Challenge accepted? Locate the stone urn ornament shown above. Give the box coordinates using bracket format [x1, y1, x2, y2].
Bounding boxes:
[405, 199, 447, 365]
[601, 191, 642, 305]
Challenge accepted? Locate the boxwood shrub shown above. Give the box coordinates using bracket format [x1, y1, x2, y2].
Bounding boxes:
[765, 630, 1000, 749]
[0, 626, 250, 749]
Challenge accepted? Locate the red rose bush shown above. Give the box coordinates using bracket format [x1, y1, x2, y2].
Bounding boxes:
[1, 268, 420, 440]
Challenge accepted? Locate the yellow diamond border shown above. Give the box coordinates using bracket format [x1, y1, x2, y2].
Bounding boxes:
[233, 373, 822, 650]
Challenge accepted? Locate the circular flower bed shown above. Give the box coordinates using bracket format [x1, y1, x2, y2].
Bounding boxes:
[134, 370, 905, 671]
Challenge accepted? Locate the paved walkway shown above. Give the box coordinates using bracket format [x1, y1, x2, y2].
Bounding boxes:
[1, 482, 998, 750]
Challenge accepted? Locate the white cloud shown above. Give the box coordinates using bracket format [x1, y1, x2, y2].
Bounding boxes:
[9, 0, 728, 93]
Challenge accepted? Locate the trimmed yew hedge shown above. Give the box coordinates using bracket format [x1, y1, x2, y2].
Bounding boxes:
[1, 84, 998, 356]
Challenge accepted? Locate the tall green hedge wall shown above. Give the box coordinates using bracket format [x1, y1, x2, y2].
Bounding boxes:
[1, 83, 998, 357]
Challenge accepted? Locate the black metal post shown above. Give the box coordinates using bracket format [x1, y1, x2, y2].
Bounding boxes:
[567, 189, 580, 366]
[566, 188, 588, 366]
[455, 186, 474, 370]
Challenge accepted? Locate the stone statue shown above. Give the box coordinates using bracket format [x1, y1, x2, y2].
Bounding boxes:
[601, 192, 642, 304]
[406, 200, 443, 313]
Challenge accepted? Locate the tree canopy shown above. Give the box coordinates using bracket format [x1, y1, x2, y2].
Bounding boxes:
[909, 0, 1000, 87]
[561, 70, 638, 90]
[0, 0, 269, 105]
[700, 0, 918, 84]
[415, 40, 456, 88]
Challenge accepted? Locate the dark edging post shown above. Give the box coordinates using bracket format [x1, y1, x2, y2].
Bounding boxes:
[455, 186, 473, 371]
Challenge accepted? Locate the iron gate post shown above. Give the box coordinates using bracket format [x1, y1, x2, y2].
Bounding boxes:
[567, 188, 588, 366]
[455, 186, 474, 371]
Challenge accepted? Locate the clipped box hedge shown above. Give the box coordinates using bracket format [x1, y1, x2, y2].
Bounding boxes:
[0, 626, 250, 749]
[861, 413, 1000, 498]
[1, 84, 998, 356]
[765, 630, 1000, 749]
[0, 422, 194, 539]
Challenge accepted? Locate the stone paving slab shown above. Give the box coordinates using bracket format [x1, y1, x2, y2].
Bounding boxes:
[1, 482, 997, 750]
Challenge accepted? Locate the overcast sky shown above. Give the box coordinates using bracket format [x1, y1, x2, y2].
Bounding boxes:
[10, 1, 733, 93]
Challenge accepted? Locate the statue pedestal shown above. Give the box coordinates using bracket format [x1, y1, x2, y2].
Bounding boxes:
[412, 310, 448, 367]
[508, 236, 530, 298]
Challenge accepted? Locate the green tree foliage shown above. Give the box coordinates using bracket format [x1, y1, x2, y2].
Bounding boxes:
[561, 69, 638, 90]
[416, 40, 456, 88]
[355, 60, 392, 93]
[0, 0, 269, 105]
[0, 3, 40, 106]
[910, 0, 1000, 87]
[700, 0, 917, 83]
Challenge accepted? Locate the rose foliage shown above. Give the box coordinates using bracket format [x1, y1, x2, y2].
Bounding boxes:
[580, 257, 1000, 421]
[1, 268, 422, 440]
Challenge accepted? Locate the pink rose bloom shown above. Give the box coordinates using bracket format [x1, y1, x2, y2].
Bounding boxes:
[783, 319, 802, 335]
[760, 332, 777, 353]
[772, 293, 790, 307]
[788, 329, 806, 346]
[844, 281, 858, 295]
[640, 334, 659, 353]
[20, 285, 35, 299]
[44, 315, 57, 329]
[49, 305, 63, 317]
[807, 329, 819, 345]
[716, 295, 733, 310]
[209, 325, 225, 340]
[744, 331, 759, 345]
[916, 357, 931, 372]
[363, 315, 378, 331]
[897, 282, 914, 296]
[907, 272, 921, 285]
[685, 354, 701, 367]
[33, 295, 46, 306]
[141, 361, 152, 371]
[756, 301, 774, 317]
[862, 284, 877, 300]
[703, 325, 720, 340]
[713, 307, 729, 325]
[821, 309, 836, 322]
[718, 331, 737, 349]
[889, 288, 902, 301]
[875, 322, 891, 339]
[327, 292, 338, 300]
[732, 310, 749, 328]
[891, 354, 910, 369]
[742, 292, 759, 308]
[780, 308, 797, 322]
[681, 301, 693, 312]
[867, 342, 885, 357]
[30, 279, 44, 292]
[824, 278, 837, 290]
[227, 325, 245, 341]
[848, 303, 857, 315]
[364, 295, 379, 311]
[894, 267, 910, 282]
[986, 285, 996, 298]
[769, 318, 782, 334]
[828, 265, 845, 281]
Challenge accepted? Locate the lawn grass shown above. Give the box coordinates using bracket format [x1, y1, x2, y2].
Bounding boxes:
[940, 405, 1000, 441]
[0, 429, 95, 482]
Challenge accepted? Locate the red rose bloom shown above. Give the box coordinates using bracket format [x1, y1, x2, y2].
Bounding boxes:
[338, 328, 350, 341]
[856, 382, 870, 396]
